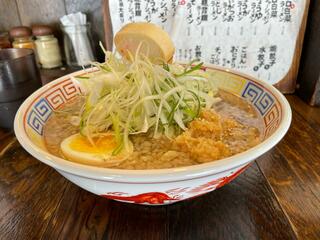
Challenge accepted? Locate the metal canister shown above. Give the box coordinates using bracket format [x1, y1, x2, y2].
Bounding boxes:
[0, 48, 41, 128]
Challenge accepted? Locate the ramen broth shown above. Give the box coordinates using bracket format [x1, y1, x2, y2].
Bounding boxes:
[43, 91, 263, 169]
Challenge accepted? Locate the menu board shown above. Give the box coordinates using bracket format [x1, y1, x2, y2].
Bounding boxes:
[109, 0, 307, 85]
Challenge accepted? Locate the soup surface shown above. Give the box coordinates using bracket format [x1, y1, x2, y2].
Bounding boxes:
[43, 91, 263, 169]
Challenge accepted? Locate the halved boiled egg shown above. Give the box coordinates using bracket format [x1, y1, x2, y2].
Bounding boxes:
[60, 133, 133, 166]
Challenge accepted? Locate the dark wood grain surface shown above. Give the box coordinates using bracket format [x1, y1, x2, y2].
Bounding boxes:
[0, 71, 320, 239]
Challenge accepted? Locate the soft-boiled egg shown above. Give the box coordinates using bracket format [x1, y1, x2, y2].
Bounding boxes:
[60, 133, 133, 166]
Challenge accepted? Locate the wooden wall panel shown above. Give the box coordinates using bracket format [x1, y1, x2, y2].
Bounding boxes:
[102, 0, 112, 51]
[15, 0, 66, 29]
[274, 1, 310, 93]
[65, 0, 105, 61]
[0, 0, 21, 31]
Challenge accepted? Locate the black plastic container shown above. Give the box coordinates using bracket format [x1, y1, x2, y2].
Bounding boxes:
[0, 48, 41, 129]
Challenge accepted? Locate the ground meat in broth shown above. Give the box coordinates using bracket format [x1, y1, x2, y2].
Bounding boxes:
[44, 91, 263, 169]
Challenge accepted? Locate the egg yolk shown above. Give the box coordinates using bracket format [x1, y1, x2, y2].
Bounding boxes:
[69, 135, 117, 154]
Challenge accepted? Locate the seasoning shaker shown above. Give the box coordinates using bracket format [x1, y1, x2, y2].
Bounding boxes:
[32, 25, 62, 69]
[10, 26, 35, 50]
[0, 32, 11, 49]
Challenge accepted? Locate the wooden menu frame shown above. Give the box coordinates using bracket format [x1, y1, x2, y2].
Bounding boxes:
[274, 0, 310, 93]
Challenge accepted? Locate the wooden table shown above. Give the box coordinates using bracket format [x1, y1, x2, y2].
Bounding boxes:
[0, 70, 319, 239]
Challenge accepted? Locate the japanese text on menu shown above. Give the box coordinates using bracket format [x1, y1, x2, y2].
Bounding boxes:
[111, 0, 305, 84]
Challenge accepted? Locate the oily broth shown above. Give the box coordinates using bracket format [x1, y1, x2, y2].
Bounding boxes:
[212, 91, 263, 156]
[44, 97, 83, 157]
[43, 91, 263, 169]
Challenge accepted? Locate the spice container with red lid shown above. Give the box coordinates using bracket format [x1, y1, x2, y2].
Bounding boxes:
[32, 25, 62, 69]
[10, 26, 35, 50]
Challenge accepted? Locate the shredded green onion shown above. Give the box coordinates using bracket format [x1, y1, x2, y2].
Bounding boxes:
[73, 51, 219, 154]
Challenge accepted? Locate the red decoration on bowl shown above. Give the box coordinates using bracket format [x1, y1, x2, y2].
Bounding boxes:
[101, 192, 179, 204]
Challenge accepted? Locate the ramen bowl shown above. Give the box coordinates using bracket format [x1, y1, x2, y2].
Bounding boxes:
[14, 64, 291, 205]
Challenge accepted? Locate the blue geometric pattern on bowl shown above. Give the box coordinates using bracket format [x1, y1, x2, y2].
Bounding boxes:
[242, 82, 275, 116]
[26, 79, 82, 136]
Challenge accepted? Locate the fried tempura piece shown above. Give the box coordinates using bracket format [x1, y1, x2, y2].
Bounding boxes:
[173, 110, 260, 162]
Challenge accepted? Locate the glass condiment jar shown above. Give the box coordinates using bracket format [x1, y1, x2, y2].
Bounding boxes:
[0, 32, 11, 49]
[61, 23, 95, 67]
[32, 25, 62, 69]
[10, 26, 35, 50]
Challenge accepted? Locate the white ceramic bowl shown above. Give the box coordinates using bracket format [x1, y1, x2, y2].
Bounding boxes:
[14, 64, 291, 205]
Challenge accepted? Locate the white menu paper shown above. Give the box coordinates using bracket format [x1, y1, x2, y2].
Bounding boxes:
[109, 0, 306, 84]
